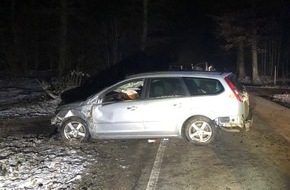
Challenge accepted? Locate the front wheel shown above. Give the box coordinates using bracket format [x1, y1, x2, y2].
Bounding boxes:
[184, 116, 216, 145]
[60, 117, 90, 142]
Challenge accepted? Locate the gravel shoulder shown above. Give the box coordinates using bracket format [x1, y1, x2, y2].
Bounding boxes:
[250, 94, 290, 142]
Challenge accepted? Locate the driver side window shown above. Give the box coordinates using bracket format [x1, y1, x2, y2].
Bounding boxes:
[103, 79, 144, 102]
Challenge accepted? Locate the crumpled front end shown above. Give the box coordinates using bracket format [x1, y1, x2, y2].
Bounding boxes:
[51, 101, 92, 128]
[51, 110, 75, 127]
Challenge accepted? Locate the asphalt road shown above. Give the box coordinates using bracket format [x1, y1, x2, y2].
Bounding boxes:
[77, 94, 290, 190]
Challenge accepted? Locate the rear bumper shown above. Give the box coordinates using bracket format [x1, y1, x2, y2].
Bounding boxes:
[244, 117, 253, 131]
[215, 114, 253, 133]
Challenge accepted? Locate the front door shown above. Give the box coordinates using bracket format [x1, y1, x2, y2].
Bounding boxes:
[92, 79, 145, 137]
[93, 100, 144, 135]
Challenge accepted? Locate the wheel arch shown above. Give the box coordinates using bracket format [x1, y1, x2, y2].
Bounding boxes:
[62, 115, 88, 125]
[59, 109, 89, 127]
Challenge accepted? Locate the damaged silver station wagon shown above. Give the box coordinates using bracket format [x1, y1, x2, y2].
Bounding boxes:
[51, 71, 253, 145]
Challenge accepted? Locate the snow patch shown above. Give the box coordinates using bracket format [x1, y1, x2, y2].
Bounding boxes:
[0, 135, 96, 189]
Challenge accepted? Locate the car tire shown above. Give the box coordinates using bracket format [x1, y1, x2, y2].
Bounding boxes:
[60, 117, 90, 142]
[184, 116, 216, 145]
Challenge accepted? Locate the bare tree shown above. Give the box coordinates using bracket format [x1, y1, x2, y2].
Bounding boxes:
[251, 19, 260, 84]
[237, 40, 246, 78]
[9, 0, 18, 75]
[260, 16, 284, 83]
[141, 0, 148, 51]
[59, 0, 68, 77]
[97, 0, 143, 69]
[212, 14, 247, 79]
[249, 1, 262, 84]
[101, 17, 127, 68]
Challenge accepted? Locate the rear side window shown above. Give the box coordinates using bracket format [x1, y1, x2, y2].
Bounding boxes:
[183, 77, 224, 96]
[149, 77, 185, 98]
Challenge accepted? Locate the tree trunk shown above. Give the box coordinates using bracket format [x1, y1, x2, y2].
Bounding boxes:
[9, 0, 17, 75]
[251, 38, 259, 83]
[59, 0, 68, 77]
[276, 37, 281, 83]
[237, 41, 245, 79]
[251, 21, 260, 84]
[102, 18, 123, 68]
[286, 50, 289, 84]
[141, 0, 148, 51]
[262, 41, 266, 76]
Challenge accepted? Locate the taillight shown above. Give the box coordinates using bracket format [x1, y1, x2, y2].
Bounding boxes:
[225, 77, 243, 102]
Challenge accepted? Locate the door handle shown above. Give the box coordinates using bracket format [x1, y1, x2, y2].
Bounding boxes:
[127, 106, 137, 111]
[173, 103, 182, 107]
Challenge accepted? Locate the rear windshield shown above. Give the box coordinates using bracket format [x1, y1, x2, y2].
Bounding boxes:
[183, 77, 224, 96]
[227, 74, 244, 91]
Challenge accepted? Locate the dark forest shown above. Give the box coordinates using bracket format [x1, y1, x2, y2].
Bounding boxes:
[1, 0, 290, 84]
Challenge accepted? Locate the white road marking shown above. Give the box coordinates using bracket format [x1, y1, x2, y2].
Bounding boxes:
[146, 138, 168, 190]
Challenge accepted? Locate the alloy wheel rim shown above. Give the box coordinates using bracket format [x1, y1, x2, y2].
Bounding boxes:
[64, 121, 86, 140]
[188, 121, 212, 142]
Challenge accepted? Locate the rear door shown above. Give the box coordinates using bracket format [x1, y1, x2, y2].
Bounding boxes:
[142, 77, 187, 135]
[183, 77, 226, 118]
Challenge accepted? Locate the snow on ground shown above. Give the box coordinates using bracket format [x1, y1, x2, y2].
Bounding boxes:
[0, 135, 97, 189]
[0, 99, 59, 119]
[0, 77, 289, 189]
[0, 78, 60, 119]
[273, 94, 290, 103]
[247, 85, 290, 108]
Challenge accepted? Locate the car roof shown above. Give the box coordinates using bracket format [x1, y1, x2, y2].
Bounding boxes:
[126, 71, 232, 80]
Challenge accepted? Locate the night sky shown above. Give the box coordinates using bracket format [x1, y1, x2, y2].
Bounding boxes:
[0, 0, 289, 78]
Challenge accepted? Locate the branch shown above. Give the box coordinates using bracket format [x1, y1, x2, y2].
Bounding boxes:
[35, 79, 59, 100]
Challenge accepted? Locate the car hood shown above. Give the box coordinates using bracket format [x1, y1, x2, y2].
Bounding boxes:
[57, 100, 86, 111]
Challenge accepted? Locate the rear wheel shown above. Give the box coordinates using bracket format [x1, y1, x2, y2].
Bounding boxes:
[184, 116, 216, 145]
[60, 117, 90, 142]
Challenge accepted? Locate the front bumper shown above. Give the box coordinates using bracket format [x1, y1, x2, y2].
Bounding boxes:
[51, 115, 62, 127]
[51, 109, 75, 126]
